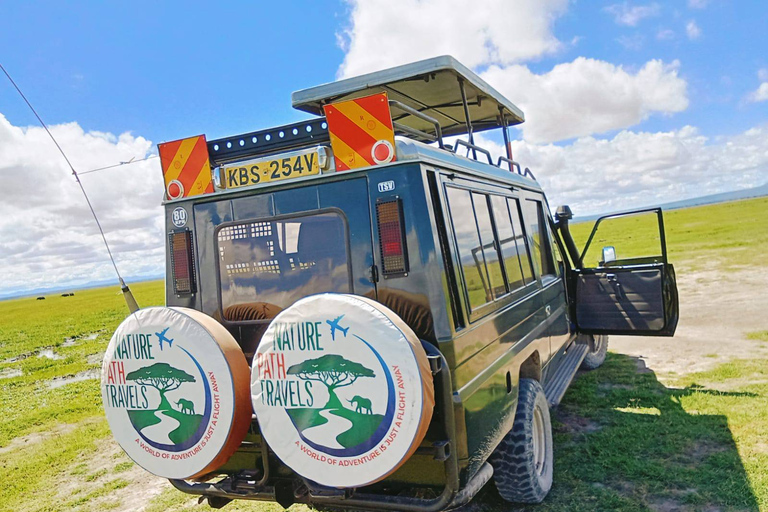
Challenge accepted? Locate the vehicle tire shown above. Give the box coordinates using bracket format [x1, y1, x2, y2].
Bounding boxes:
[489, 378, 553, 504]
[580, 335, 608, 370]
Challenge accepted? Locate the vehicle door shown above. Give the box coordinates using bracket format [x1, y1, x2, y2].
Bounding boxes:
[573, 208, 679, 336]
[520, 197, 570, 363]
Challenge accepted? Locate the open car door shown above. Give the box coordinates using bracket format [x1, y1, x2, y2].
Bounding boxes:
[573, 208, 679, 336]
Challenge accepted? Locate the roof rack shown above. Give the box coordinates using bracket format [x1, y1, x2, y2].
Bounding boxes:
[206, 118, 330, 167]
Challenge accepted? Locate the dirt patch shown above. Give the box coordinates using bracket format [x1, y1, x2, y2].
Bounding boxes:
[48, 369, 100, 389]
[556, 409, 602, 434]
[56, 438, 168, 511]
[0, 422, 81, 455]
[688, 440, 727, 462]
[610, 268, 768, 378]
[0, 367, 22, 379]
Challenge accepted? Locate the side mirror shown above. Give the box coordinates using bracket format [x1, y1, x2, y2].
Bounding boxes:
[602, 246, 617, 265]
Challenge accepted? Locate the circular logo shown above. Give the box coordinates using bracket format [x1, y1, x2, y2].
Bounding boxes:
[101, 307, 251, 479]
[167, 179, 184, 200]
[172, 207, 188, 228]
[371, 140, 394, 165]
[251, 294, 433, 488]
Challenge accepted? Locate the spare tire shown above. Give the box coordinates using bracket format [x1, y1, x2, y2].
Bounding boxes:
[251, 293, 434, 488]
[101, 307, 251, 480]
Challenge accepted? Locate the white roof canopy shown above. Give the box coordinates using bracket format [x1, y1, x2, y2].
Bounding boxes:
[292, 56, 524, 141]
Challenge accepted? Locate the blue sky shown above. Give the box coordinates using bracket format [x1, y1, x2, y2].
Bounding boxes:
[2, 1, 765, 144]
[1, 0, 767, 295]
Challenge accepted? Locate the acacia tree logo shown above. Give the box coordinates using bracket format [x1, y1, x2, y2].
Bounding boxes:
[126, 362, 196, 411]
[287, 355, 374, 410]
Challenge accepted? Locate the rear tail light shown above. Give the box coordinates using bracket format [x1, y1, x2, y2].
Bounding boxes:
[376, 198, 409, 277]
[169, 230, 197, 294]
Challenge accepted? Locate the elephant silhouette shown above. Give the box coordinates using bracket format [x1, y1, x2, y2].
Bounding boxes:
[347, 395, 372, 414]
[175, 398, 195, 415]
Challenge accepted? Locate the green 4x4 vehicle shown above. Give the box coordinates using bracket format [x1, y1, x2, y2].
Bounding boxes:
[101, 56, 679, 511]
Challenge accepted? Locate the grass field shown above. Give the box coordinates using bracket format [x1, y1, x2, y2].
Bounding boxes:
[0, 197, 766, 511]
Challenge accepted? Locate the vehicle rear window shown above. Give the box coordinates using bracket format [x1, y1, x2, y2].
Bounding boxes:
[217, 212, 350, 321]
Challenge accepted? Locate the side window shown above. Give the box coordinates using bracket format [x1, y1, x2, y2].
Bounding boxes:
[524, 199, 557, 279]
[507, 198, 535, 284]
[490, 195, 528, 291]
[471, 192, 506, 300]
[445, 187, 490, 310]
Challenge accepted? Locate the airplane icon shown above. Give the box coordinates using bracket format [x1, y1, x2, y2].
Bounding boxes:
[155, 327, 174, 351]
[326, 315, 349, 341]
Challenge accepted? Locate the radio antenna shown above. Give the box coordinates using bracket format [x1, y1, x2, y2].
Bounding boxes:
[1, 63, 139, 313]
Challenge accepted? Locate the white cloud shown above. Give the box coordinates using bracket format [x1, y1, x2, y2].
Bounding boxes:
[656, 29, 675, 40]
[617, 34, 645, 50]
[758, 68, 768, 82]
[0, 114, 164, 295]
[604, 2, 660, 26]
[688, 0, 708, 8]
[338, 1, 689, 145]
[748, 83, 768, 103]
[481, 58, 688, 143]
[469, 125, 768, 215]
[337, 0, 569, 78]
[686, 20, 702, 40]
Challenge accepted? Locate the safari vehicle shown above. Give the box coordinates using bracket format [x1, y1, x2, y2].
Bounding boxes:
[102, 56, 679, 511]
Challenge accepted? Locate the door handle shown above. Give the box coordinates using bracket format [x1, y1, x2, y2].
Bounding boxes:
[605, 274, 625, 300]
[545, 305, 551, 317]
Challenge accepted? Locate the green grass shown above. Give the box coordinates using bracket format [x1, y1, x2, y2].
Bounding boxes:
[1, 197, 768, 511]
[472, 353, 767, 511]
[0, 281, 164, 448]
[571, 196, 768, 271]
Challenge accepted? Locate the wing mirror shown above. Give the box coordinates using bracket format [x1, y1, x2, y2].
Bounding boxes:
[601, 246, 617, 265]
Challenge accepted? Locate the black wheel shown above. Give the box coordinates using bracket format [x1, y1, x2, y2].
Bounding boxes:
[580, 335, 608, 370]
[489, 379, 553, 504]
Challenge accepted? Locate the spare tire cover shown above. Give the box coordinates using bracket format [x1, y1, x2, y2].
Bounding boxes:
[251, 293, 434, 488]
[101, 307, 251, 479]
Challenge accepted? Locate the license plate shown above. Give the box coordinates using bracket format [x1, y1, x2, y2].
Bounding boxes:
[221, 149, 320, 190]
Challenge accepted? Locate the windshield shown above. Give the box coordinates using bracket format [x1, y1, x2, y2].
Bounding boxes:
[217, 211, 350, 321]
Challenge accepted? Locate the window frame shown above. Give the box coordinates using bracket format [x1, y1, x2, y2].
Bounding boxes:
[522, 197, 560, 286]
[213, 207, 353, 326]
[443, 181, 540, 324]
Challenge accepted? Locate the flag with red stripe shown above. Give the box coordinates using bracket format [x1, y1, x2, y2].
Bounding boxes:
[158, 135, 214, 200]
[323, 92, 396, 171]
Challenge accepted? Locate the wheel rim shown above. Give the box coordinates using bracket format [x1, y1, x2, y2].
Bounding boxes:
[532, 405, 547, 476]
[591, 335, 604, 354]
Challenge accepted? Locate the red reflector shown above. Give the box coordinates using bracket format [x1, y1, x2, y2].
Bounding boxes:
[169, 230, 196, 294]
[376, 199, 409, 276]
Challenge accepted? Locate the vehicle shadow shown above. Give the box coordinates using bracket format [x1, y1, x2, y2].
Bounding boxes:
[462, 352, 759, 511]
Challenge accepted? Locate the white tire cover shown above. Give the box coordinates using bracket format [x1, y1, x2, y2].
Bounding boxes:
[251, 293, 434, 488]
[101, 307, 251, 479]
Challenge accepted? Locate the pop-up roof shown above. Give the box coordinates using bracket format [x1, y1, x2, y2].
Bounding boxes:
[292, 55, 524, 140]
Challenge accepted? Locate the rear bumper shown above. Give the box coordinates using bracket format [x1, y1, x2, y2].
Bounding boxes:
[169, 343, 491, 511]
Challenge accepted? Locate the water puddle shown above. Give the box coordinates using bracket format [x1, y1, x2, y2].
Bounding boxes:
[37, 348, 64, 360]
[0, 368, 22, 379]
[3, 353, 31, 364]
[86, 353, 104, 365]
[63, 332, 100, 347]
[48, 369, 100, 389]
